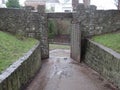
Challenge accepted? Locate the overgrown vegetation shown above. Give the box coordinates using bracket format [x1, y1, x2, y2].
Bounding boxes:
[92, 33, 120, 53]
[0, 31, 38, 73]
[49, 44, 70, 50]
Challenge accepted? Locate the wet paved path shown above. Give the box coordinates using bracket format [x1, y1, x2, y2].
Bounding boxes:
[26, 49, 116, 90]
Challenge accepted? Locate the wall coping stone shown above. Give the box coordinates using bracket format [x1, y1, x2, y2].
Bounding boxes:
[47, 12, 73, 19]
[89, 39, 120, 59]
[0, 42, 40, 83]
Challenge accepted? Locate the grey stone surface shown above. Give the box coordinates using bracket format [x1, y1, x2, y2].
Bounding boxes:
[0, 43, 41, 90]
[47, 13, 73, 19]
[0, 3, 120, 89]
[72, 4, 120, 59]
[84, 39, 120, 89]
[76, 4, 120, 38]
[26, 49, 117, 90]
[72, 4, 120, 88]
[71, 22, 81, 62]
[0, 7, 49, 59]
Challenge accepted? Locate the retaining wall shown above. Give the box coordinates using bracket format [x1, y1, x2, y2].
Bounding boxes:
[75, 4, 120, 38]
[73, 4, 120, 59]
[0, 43, 41, 90]
[84, 39, 120, 88]
[0, 7, 49, 59]
[0, 8, 41, 39]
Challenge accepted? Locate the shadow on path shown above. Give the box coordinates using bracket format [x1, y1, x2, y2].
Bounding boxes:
[25, 49, 117, 90]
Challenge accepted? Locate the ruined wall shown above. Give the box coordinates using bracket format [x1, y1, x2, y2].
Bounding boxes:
[0, 7, 49, 59]
[0, 43, 41, 90]
[84, 40, 120, 89]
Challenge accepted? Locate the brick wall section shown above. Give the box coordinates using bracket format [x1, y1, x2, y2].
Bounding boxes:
[84, 39, 120, 88]
[0, 7, 49, 59]
[0, 43, 41, 90]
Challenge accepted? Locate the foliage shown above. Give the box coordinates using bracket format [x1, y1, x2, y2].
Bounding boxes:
[48, 20, 71, 39]
[48, 20, 56, 39]
[49, 44, 70, 50]
[92, 32, 120, 53]
[6, 0, 20, 8]
[0, 31, 38, 73]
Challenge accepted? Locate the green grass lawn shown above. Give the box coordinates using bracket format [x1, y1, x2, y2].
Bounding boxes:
[92, 33, 120, 53]
[49, 44, 70, 50]
[0, 31, 39, 73]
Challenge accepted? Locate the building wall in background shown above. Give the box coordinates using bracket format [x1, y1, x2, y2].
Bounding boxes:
[0, 0, 6, 8]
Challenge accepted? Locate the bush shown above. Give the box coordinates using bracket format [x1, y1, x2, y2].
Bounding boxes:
[48, 20, 56, 39]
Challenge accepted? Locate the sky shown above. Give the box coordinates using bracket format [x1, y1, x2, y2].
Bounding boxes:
[91, 0, 117, 9]
[19, 0, 117, 10]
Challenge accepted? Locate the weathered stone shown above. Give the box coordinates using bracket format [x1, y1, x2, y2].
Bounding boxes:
[0, 43, 41, 90]
[0, 7, 49, 59]
[84, 39, 120, 89]
[47, 13, 73, 19]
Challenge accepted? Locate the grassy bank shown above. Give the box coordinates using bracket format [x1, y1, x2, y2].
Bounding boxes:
[0, 31, 39, 73]
[92, 33, 120, 53]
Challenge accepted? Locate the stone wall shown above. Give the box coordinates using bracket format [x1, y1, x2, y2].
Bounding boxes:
[47, 13, 73, 19]
[0, 8, 27, 36]
[0, 7, 49, 59]
[73, 4, 120, 59]
[37, 5, 49, 59]
[0, 43, 41, 90]
[76, 4, 120, 38]
[84, 39, 120, 89]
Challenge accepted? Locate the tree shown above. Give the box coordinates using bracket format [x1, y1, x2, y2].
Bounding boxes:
[114, 0, 120, 10]
[6, 0, 20, 8]
[48, 20, 56, 39]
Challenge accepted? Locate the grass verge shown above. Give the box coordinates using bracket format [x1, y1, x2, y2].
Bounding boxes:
[92, 33, 120, 53]
[0, 31, 39, 73]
